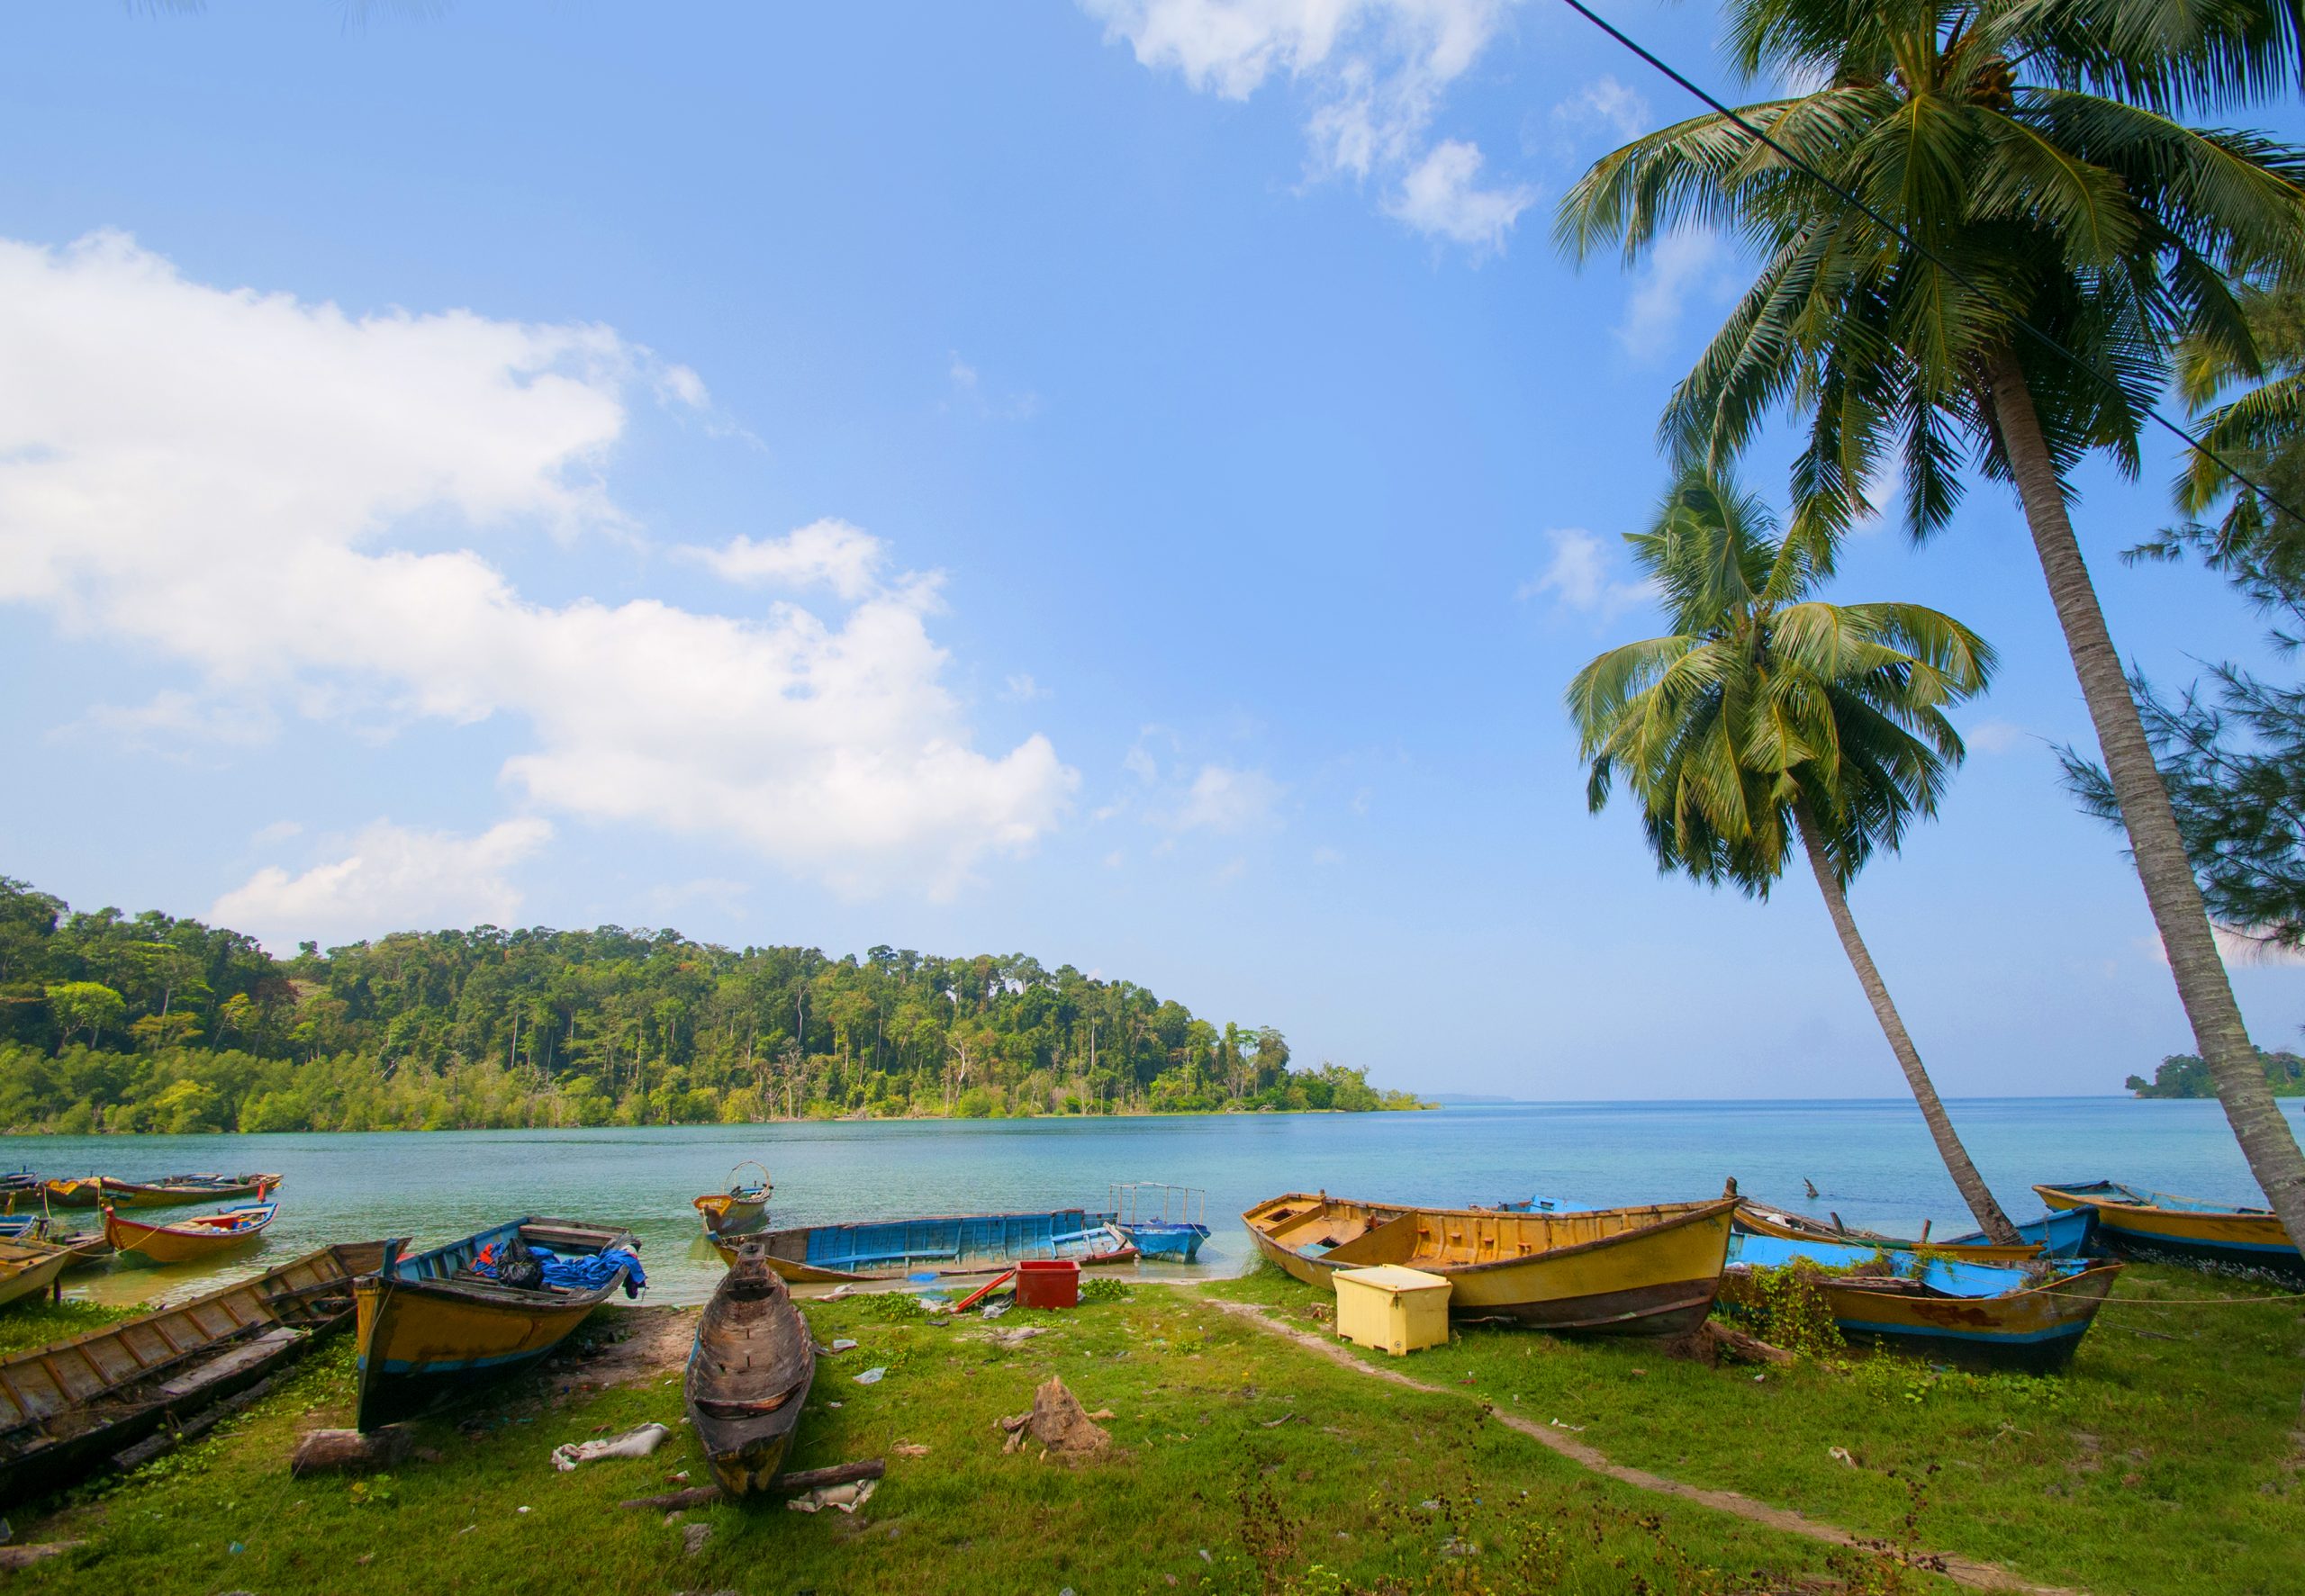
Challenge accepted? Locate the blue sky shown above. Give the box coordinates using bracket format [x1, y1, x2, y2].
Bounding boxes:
[1, 2, 2297, 1100]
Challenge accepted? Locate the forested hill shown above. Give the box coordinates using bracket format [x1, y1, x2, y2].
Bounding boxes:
[0, 875, 1424, 1134]
[2126, 1049, 2305, 1100]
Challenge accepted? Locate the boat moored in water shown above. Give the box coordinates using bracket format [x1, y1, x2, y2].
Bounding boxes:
[2036, 1179, 2301, 1279]
[45, 1173, 282, 1210]
[104, 1201, 277, 1265]
[685, 1240, 815, 1495]
[1722, 1231, 2121, 1371]
[711, 1208, 1139, 1284]
[353, 1217, 645, 1429]
[1110, 1182, 1212, 1261]
[1242, 1192, 1739, 1336]
[0, 1214, 111, 1268]
[693, 1161, 773, 1238]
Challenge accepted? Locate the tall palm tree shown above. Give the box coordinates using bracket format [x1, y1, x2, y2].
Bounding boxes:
[1556, 0, 2305, 1246]
[1570, 467, 2020, 1240]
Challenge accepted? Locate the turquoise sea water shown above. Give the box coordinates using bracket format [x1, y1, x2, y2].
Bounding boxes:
[8, 1096, 2298, 1306]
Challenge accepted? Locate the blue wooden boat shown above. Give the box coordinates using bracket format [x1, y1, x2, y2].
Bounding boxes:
[1939, 1206, 2096, 1258]
[714, 1208, 1137, 1284]
[1122, 1222, 1210, 1260]
[1474, 1195, 1582, 1213]
[1110, 1182, 1211, 1261]
[1722, 1232, 2122, 1372]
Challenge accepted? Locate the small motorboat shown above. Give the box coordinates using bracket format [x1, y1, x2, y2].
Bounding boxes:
[1733, 1200, 2049, 1262]
[1243, 1192, 1738, 1337]
[1722, 1231, 2123, 1372]
[353, 1218, 645, 1429]
[46, 1173, 281, 1210]
[0, 1238, 74, 1312]
[104, 1202, 277, 1265]
[711, 1207, 1138, 1284]
[2036, 1179, 2301, 1280]
[693, 1161, 773, 1238]
[1110, 1182, 1212, 1261]
[685, 1240, 815, 1495]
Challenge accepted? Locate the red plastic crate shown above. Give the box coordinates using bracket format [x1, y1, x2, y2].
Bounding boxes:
[1015, 1258, 1080, 1309]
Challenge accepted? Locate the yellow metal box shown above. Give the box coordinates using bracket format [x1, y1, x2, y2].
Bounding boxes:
[1333, 1264, 1452, 1355]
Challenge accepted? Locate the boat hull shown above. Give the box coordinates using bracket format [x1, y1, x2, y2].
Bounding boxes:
[0, 1241, 73, 1312]
[716, 1209, 1137, 1284]
[1124, 1223, 1208, 1261]
[46, 1175, 279, 1210]
[1243, 1194, 1737, 1337]
[694, 1192, 769, 1236]
[2037, 1182, 2302, 1280]
[686, 1248, 814, 1497]
[1733, 1203, 2044, 1263]
[104, 1203, 276, 1265]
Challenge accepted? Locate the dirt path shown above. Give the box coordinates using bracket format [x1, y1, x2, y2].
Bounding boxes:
[1205, 1299, 2084, 1596]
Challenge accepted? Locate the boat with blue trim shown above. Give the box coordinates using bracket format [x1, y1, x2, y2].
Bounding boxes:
[1734, 1199, 2065, 1262]
[1111, 1182, 1212, 1261]
[710, 1207, 1137, 1284]
[1722, 1232, 2121, 1372]
[352, 1217, 644, 1429]
[1939, 1206, 2096, 1258]
[2035, 1179, 2301, 1280]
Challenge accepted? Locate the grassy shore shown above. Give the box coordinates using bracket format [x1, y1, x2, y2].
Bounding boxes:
[0, 1263, 2295, 1595]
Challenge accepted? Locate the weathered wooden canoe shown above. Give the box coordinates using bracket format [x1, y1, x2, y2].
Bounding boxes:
[1242, 1193, 1738, 1336]
[104, 1202, 276, 1266]
[1722, 1232, 2122, 1372]
[353, 1218, 643, 1429]
[45, 1173, 281, 1210]
[710, 1208, 1139, 1285]
[685, 1241, 815, 1495]
[0, 1240, 391, 1509]
[0, 1239, 74, 1312]
[2036, 1179, 2301, 1280]
[1733, 1201, 2046, 1263]
[0, 1215, 110, 1268]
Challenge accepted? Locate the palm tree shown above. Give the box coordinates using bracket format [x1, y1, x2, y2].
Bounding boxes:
[1570, 466, 2020, 1240]
[1556, 0, 2305, 1246]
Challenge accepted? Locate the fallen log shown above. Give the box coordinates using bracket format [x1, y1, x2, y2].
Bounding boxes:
[290, 1425, 417, 1477]
[619, 1457, 886, 1510]
[0, 1542, 82, 1569]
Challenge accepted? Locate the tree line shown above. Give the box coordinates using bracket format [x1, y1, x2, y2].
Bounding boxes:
[0, 876, 1424, 1133]
[2128, 1050, 2305, 1101]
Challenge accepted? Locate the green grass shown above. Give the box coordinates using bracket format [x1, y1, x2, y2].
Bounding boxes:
[0, 1297, 130, 1357]
[6, 1286, 1939, 1596]
[1207, 1261, 2305, 1594]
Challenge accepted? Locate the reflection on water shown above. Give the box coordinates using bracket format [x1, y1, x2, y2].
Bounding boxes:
[6, 1097, 2293, 1308]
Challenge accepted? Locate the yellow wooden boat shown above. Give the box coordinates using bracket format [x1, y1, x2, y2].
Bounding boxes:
[692, 1161, 772, 1237]
[1242, 1192, 1738, 1336]
[103, 1202, 276, 1265]
[1733, 1201, 2043, 1263]
[45, 1173, 280, 1210]
[353, 1217, 642, 1429]
[2036, 1179, 2302, 1280]
[0, 1238, 73, 1312]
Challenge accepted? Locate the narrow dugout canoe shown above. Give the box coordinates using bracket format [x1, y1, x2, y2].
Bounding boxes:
[710, 1208, 1139, 1285]
[104, 1202, 276, 1265]
[46, 1173, 281, 1210]
[685, 1241, 815, 1495]
[1722, 1232, 2122, 1373]
[2036, 1179, 2301, 1280]
[353, 1217, 643, 1429]
[1242, 1193, 1738, 1336]
[0, 1238, 74, 1312]
[1733, 1201, 2046, 1263]
[0, 1240, 391, 1509]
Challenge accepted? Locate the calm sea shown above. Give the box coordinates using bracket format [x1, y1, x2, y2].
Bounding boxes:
[10, 1097, 2298, 1307]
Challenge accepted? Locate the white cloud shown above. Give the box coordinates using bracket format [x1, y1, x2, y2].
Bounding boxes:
[1965, 719, 2029, 755]
[1084, 0, 1532, 251]
[1004, 672, 1053, 702]
[678, 518, 887, 601]
[1385, 140, 1532, 253]
[1165, 763, 1283, 832]
[59, 689, 278, 753]
[1516, 527, 1655, 618]
[213, 818, 552, 944]
[1617, 226, 1724, 361]
[1551, 75, 1649, 142]
[0, 231, 1075, 898]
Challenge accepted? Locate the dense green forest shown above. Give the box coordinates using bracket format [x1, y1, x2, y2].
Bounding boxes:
[0, 876, 1425, 1134]
[2126, 1049, 2305, 1100]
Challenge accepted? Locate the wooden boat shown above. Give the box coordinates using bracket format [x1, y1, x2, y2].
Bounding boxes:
[353, 1217, 643, 1429]
[1939, 1208, 2095, 1258]
[1111, 1182, 1211, 1261]
[693, 1160, 773, 1237]
[1472, 1195, 1582, 1213]
[0, 1238, 74, 1312]
[711, 1208, 1139, 1284]
[104, 1202, 277, 1265]
[1733, 1200, 2046, 1263]
[2036, 1179, 2302, 1280]
[45, 1173, 281, 1210]
[1242, 1193, 1738, 1336]
[0, 1240, 392, 1509]
[685, 1240, 815, 1495]
[1722, 1232, 2122, 1372]
[0, 1214, 112, 1268]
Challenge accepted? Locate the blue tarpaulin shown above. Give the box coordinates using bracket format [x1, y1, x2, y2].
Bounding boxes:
[475, 1243, 646, 1297]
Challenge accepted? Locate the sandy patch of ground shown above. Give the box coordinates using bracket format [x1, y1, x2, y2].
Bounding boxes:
[552, 1304, 697, 1389]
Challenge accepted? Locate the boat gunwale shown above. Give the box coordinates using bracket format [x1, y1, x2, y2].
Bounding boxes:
[2034, 1179, 2277, 1222]
[365, 1216, 639, 1312]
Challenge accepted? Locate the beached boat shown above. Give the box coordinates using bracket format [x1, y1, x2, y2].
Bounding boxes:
[104, 1202, 277, 1265]
[353, 1218, 644, 1429]
[2036, 1179, 2302, 1279]
[0, 1240, 392, 1508]
[0, 1238, 74, 1312]
[1242, 1193, 1738, 1336]
[712, 1208, 1139, 1284]
[1733, 1201, 2047, 1263]
[693, 1161, 773, 1238]
[685, 1240, 815, 1495]
[1939, 1207, 2096, 1258]
[1111, 1182, 1212, 1261]
[1722, 1232, 2122, 1372]
[45, 1173, 281, 1210]
[0, 1214, 112, 1268]
[1472, 1195, 1582, 1213]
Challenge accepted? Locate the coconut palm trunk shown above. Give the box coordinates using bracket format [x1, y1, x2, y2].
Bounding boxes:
[1985, 348, 2305, 1245]
[1794, 801, 2020, 1243]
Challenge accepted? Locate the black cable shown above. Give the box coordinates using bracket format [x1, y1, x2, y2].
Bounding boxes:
[1552, 0, 2305, 530]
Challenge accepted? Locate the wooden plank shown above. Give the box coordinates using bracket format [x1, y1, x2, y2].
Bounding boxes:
[155, 1328, 301, 1401]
